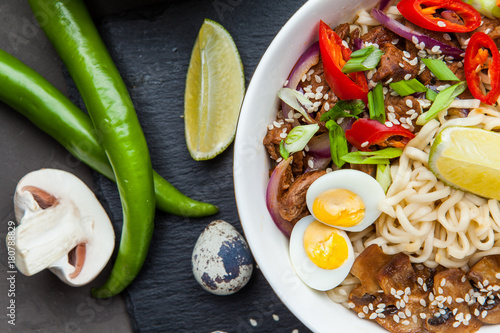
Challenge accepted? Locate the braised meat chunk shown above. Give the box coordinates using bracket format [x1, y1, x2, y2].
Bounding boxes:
[467, 255, 500, 324]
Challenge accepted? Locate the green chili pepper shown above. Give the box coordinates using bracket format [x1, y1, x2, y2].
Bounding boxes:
[0, 48, 217, 218]
[29, 0, 160, 298]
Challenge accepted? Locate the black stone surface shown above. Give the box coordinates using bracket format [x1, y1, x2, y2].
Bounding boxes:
[87, 1, 313, 332]
[1, 0, 316, 332]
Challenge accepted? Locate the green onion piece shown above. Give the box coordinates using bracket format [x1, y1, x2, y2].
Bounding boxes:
[279, 139, 289, 160]
[421, 58, 460, 81]
[426, 88, 438, 101]
[376, 164, 392, 193]
[342, 46, 384, 74]
[341, 148, 402, 164]
[368, 83, 385, 123]
[277, 88, 315, 123]
[416, 81, 467, 125]
[320, 99, 365, 122]
[325, 120, 348, 168]
[389, 79, 427, 97]
[283, 124, 320, 156]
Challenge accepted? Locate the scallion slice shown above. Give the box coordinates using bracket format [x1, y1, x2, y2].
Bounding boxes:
[426, 88, 438, 101]
[279, 140, 289, 160]
[389, 79, 427, 96]
[325, 120, 348, 168]
[421, 58, 460, 81]
[376, 163, 392, 193]
[342, 46, 384, 74]
[416, 81, 467, 125]
[368, 83, 385, 123]
[341, 148, 402, 164]
[320, 99, 365, 122]
[280, 124, 319, 159]
[277, 88, 315, 123]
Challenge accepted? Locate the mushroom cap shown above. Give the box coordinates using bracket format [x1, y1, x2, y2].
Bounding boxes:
[14, 168, 115, 286]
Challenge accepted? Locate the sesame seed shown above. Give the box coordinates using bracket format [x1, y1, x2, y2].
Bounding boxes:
[456, 298, 464, 303]
[392, 39, 399, 45]
[441, 279, 446, 287]
[420, 313, 427, 319]
[429, 293, 435, 301]
[378, 303, 386, 308]
[398, 312, 406, 319]
[363, 306, 369, 314]
[307, 159, 314, 169]
[443, 33, 452, 41]
[418, 50, 427, 58]
[404, 295, 409, 303]
[453, 322, 460, 328]
[453, 308, 458, 315]
[393, 315, 400, 323]
[403, 51, 411, 58]
[358, 312, 365, 319]
[369, 303, 374, 311]
[361, 141, 369, 148]
[385, 121, 394, 127]
[399, 62, 405, 68]
[402, 124, 410, 129]
[249, 318, 258, 327]
[385, 78, 393, 84]
[420, 299, 427, 307]
[342, 40, 349, 48]
[462, 276, 467, 283]
[314, 75, 321, 83]
[474, 309, 480, 316]
[404, 73, 412, 81]
[323, 93, 329, 100]
[315, 92, 323, 100]
[437, 21, 446, 27]
[369, 313, 378, 320]
[447, 296, 452, 304]
[301, 74, 307, 82]
[423, 284, 428, 292]
[316, 86, 324, 93]
[279, 133, 287, 139]
[431, 45, 440, 53]
[482, 310, 488, 318]
[405, 309, 411, 317]
[402, 320, 410, 326]
[307, 69, 314, 76]
[273, 314, 279, 321]
[378, 313, 386, 319]
[324, 102, 330, 110]
[273, 121, 281, 128]
[496, 273, 500, 279]
[484, 280, 489, 286]
[267, 124, 274, 130]
[276, 157, 283, 163]
[418, 277, 424, 286]
[400, 117, 407, 124]
[412, 36, 419, 44]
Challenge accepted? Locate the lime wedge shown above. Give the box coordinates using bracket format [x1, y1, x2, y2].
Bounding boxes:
[184, 18, 245, 160]
[429, 126, 500, 200]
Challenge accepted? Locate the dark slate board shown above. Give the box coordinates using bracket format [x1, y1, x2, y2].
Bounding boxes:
[67, 0, 314, 332]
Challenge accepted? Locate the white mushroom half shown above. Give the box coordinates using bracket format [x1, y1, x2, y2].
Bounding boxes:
[10, 168, 115, 286]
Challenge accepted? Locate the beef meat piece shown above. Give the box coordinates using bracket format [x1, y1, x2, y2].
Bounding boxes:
[424, 269, 482, 333]
[467, 255, 500, 324]
[335, 22, 350, 41]
[299, 61, 338, 115]
[263, 122, 293, 161]
[385, 94, 421, 123]
[278, 170, 325, 221]
[372, 43, 420, 83]
[361, 25, 398, 46]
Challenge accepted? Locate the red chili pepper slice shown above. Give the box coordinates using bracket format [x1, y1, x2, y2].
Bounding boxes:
[345, 118, 415, 152]
[464, 32, 500, 105]
[397, 0, 481, 33]
[319, 20, 368, 103]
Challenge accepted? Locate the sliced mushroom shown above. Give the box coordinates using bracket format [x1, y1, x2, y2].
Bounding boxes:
[10, 169, 114, 286]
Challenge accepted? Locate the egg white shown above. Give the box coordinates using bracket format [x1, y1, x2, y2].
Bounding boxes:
[289, 215, 354, 291]
[306, 169, 386, 232]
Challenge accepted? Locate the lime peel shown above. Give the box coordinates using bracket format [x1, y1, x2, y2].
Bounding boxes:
[429, 126, 500, 200]
[184, 18, 245, 160]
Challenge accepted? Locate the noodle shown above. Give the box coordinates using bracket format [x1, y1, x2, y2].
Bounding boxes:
[355, 108, 500, 270]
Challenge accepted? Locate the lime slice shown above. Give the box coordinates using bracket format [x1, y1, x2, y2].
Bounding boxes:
[184, 19, 245, 160]
[429, 126, 500, 200]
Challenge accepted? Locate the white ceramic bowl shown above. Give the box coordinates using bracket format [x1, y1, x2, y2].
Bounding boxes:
[233, 1, 494, 332]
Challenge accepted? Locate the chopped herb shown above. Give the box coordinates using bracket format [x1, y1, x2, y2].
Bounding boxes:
[320, 99, 365, 122]
[341, 148, 403, 164]
[416, 81, 467, 125]
[390, 78, 427, 96]
[368, 83, 385, 123]
[277, 87, 315, 123]
[421, 58, 460, 81]
[342, 46, 384, 73]
[376, 163, 392, 193]
[280, 124, 319, 159]
[325, 120, 348, 168]
[426, 88, 438, 101]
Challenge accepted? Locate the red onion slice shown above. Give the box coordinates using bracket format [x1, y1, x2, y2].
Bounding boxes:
[266, 157, 294, 237]
[304, 155, 332, 173]
[282, 42, 320, 118]
[371, 8, 465, 59]
[306, 133, 331, 158]
[378, 0, 396, 12]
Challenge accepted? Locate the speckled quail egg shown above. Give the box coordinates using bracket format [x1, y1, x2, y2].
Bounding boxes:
[192, 220, 253, 295]
[289, 215, 354, 291]
[306, 169, 386, 232]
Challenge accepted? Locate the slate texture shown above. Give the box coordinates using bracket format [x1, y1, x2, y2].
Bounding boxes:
[81, 0, 314, 332]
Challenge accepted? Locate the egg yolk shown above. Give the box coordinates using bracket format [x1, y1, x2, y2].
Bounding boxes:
[311, 188, 365, 227]
[303, 221, 349, 270]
